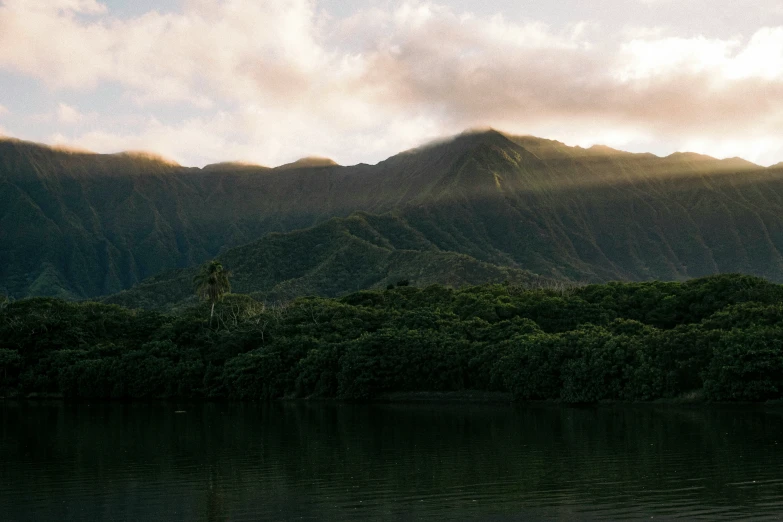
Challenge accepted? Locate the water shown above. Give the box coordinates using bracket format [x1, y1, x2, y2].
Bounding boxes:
[1, 401, 782, 521]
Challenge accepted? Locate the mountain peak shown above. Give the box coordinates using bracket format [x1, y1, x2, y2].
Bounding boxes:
[587, 144, 624, 155]
[719, 156, 760, 169]
[388, 128, 513, 162]
[276, 156, 339, 170]
[663, 151, 759, 170]
[203, 161, 269, 172]
[112, 151, 180, 166]
[665, 151, 715, 162]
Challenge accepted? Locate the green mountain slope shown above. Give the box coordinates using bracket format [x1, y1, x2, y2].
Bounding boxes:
[3, 129, 783, 300]
[0, 139, 356, 298]
[103, 213, 555, 309]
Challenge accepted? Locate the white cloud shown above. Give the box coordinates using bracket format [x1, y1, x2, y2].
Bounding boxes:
[52, 106, 446, 168]
[0, 0, 782, 166]
[57, 0, 107, 14]
[726, 27, 783, 80]
[617, 29, 783, 83]
[56, 102, 83, 124]
[0, 103, 7, 115]
[615, 36, 740, 81]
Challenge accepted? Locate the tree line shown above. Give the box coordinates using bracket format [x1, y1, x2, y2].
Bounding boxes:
[1, 271, 782, 402]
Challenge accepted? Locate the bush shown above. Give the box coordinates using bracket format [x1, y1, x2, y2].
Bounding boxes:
[704, 327, 783, 401]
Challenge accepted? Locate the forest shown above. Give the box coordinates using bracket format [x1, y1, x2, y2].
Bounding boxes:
[1, 273, 782, 403]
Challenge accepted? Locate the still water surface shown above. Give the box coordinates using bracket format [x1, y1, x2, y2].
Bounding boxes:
[1, 401, 782, 521]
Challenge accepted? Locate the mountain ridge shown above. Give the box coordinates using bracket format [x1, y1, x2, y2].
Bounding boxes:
[3, 129, 783, 300]
[0, 131, 776, 170]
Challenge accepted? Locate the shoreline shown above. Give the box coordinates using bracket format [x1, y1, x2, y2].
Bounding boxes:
[4, 390, 783, 407]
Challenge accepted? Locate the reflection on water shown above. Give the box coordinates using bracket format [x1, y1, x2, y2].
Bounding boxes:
[1, 401, 782, 521]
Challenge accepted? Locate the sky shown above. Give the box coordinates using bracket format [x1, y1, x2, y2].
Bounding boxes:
[1, 0, 783, 167]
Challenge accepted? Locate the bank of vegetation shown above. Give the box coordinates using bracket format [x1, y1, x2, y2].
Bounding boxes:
[1, 274, 782, 403]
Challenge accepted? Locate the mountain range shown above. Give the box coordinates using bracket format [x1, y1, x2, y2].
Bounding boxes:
[2, 129, 783, 303]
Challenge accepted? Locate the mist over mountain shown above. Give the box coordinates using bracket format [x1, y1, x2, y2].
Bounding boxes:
[276, 157, 340, 170]
[2, 129, 783, 300]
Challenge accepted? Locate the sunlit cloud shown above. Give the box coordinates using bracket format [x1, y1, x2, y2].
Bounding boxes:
[0, 0, 782, 166]
[56, 103, 85, 125]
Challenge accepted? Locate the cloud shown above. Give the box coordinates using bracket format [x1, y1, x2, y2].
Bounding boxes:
[51, 106, 446, 169]
[57, 0, 107, 14]
[0, 103, 7, 115]
[56, 102, 84, 124]
[0, 0, 782, 166]
[16, 0, 108, 14]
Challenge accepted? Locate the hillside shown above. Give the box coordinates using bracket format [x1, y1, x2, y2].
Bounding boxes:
[3, 130, 783, 300]
[103, 213, 556, 309]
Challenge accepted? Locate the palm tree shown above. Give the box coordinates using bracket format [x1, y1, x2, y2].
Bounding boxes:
[193, 260, 231, 325]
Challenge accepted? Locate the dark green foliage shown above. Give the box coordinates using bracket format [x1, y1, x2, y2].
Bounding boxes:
[704, 328, 783, 401]
[103, 214, 555, 311]
[558, 327, 638, 403]
[294, 343, 340, 398]
[0, 348, 22, 392]
[337, 328, 463, 399]
[494, 332, 567, 400]
[193, 261, 231, 304]
[2, 274, 783, 402]
[193, 260, 231, 325]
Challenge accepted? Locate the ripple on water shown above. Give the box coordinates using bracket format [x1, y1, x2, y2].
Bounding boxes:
[2, 402, 783, 521]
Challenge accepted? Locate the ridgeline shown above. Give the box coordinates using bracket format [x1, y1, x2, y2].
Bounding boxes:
[4, 130, 783, 300]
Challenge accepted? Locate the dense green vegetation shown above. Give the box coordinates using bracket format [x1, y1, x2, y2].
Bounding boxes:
[5, 129, 783, 300]
[102, 213, 557, 310]
[2, 274, 782, 403]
